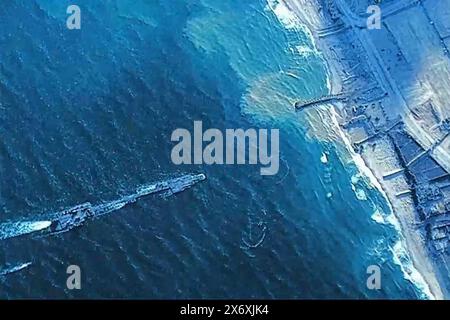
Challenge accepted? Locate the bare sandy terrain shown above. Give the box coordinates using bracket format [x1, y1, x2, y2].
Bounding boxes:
[283, 0, 450, 299]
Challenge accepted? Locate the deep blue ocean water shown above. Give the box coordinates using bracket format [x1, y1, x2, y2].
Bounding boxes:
[0, 0, 425, 298]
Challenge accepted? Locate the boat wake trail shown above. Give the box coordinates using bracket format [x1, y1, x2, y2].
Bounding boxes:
[0, 173, 206, 241]
[0, 221, 52, 241]
[0, 262, 32, 277]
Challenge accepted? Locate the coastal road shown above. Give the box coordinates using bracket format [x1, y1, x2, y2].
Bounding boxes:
[335, 0, 450, 174]
[333, 0, 408, 119]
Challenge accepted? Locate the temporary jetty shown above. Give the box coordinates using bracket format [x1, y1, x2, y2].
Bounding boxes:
[294, 93, 348, 110]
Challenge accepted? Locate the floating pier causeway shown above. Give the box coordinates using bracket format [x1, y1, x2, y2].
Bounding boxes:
[294, 93, 349, 110]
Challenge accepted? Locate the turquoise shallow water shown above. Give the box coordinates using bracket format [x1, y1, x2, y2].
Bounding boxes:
[0, 0, 424, 298]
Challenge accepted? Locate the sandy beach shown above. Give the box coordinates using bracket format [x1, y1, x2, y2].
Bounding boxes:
[282, 0, 449, 299]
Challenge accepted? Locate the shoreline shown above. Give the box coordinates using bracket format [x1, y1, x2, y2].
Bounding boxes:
[317, 29, 441, 300]
[280, 0, 446, 299]
[329, 107, 437, 299]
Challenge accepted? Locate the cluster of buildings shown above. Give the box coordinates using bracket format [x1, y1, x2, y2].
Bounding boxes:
[292, 0, 450, 260]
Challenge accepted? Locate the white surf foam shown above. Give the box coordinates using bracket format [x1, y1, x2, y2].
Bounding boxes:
[329, 108, 434, 299]
[390, 241, 435, 300]
[371, 208, 386, 224]
[267, 0, 434, 300]
[320, 152, 328, 164]
[266, 0, 319, 53]
[266, 0, 303, 30]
